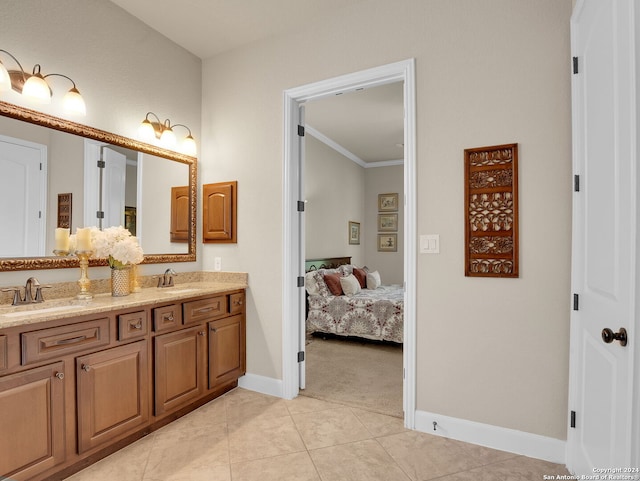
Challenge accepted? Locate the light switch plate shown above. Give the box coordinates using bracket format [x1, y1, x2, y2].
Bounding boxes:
[420, 234, 440, 254]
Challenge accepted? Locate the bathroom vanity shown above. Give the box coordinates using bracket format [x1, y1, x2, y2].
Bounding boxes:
[0, 281, 246, 481]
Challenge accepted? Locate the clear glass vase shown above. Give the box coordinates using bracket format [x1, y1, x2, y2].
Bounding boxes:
[111, 266, 131, 297]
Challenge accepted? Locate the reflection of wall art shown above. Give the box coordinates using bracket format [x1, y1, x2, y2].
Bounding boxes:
[464, 143, 518, 277]
[57, 193, 72, 229]
[348, 221, 360, 245]
[378, 193, 398, 212]
[124, 206, 137, 236]
[378, 213, 398, 232]
[378, 233, 397, 252]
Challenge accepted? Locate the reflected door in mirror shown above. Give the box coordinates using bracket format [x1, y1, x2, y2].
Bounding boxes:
[171, 186, 189, 242]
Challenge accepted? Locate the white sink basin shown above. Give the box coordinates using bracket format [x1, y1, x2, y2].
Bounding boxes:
[159, 288, 199, 295]
[0, 304, 85, 318]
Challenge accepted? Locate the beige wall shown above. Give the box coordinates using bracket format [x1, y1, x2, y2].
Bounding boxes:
[364, 165, 404, 285]
[202, 0, 573, 441]
[305, 136, 365, 264]
[0, 0, 202, 285]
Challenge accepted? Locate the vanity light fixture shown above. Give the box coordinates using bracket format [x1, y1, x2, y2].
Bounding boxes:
[138, 111, 197, 156]
[0, 49, 86, 115]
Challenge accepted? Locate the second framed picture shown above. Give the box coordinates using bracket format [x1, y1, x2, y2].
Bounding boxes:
[378, 213, 398, 232]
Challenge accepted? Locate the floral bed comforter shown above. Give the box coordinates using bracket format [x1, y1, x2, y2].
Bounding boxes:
[307, 285, 404, 343]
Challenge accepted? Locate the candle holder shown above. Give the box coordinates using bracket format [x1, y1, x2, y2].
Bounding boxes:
[53, 249, 70, 257]
[74, 250, 94, 300]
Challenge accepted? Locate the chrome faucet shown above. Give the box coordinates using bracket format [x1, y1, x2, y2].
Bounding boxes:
[2, 277, 52, 305]
[157, 269, 177, 288]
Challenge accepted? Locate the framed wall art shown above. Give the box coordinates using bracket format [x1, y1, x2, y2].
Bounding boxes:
[348, 221, 360, 245]
[378, 213, 398, 232]
[378, 193, 398, 212]
[378, 233, 397, 252]
[464, 143, 518, 277]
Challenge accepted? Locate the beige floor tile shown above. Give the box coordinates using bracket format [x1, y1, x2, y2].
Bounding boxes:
[225, 389, 290, 424]
[228, 414, 306, 463]
[292, 407, 373, 450]
[64, 433, 156, 481]
[310, 439, 411, 481]
[231, 451, 321, 481]
[351, 408, 407, 437]
[143, 422, 229, 479]
[438, 455, 571, 481]
[172, 395, 227, 430]
[143, 464, 231, 481]
[285, 394, 345, 414]
[377, 430, 515, 480]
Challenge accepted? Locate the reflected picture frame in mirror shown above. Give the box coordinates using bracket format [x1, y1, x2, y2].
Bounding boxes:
[0, 100, 197, 271]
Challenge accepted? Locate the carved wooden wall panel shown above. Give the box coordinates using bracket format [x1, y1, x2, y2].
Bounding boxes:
[464, 143, 518, 277]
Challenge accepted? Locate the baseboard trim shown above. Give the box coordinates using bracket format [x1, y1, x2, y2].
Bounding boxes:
[415, 410, 566, 464]
[238, 373, 283, 398]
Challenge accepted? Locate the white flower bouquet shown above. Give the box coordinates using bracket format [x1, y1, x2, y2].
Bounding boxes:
[91, 226, 144, 269]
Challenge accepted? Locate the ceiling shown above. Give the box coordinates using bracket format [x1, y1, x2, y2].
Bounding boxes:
[109, 0, 403, 165]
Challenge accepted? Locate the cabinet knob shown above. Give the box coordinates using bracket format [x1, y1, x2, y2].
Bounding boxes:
[198, 331, 205, 336]
[210, 327, 217, 333]
[131, 321, 142, 330]
[81, 364, 91, 372]
[166, 315, 174, 322]
[54, 371, 65, 380]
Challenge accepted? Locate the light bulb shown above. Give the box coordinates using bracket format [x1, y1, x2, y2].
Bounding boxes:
[22, 73, 51, 104]
[182, 135, 197, 156]
[62, 87, 86, 115]
[160, 127, 176, 148]
[0, 62, 10, 92]
[138, 119, 156, 142]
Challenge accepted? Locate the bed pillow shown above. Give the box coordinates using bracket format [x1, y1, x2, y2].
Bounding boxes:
[352, 267, 367, 288]
[305, 271, 321, 295]
[312, 272, 331, 297]
[323, 272, 343, 296]
[366, 270, 381, 289]
[340, 274, 361, 296]
[338, 264, 354, 276]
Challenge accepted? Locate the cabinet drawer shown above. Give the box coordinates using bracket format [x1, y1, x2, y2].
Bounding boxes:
[229, 293, 245, 315]
[153, 304, 182, 332]
[0, 335, 7, 371]
[21, 318, 110, 365]
[183, 296, 226, 324]
[118, 311, 148, 340]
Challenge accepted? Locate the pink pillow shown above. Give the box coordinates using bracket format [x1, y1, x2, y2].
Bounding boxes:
[323, 273, 343, 296]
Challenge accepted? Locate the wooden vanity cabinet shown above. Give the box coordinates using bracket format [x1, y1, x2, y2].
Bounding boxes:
[0, 362, 65, 481]
[0, 288, 245, 481]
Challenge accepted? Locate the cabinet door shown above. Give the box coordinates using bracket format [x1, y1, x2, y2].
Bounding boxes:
[155, 325, 205, 415]
[208, 314, 245, 389]
[0, 362, 65, 481]
[203, 181, 237, 243]
[76, 341, 149, 454]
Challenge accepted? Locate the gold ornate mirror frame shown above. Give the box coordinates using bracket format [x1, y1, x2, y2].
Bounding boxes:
[0, 100, 197, 271]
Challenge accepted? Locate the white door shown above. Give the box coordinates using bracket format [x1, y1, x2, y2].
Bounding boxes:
[568, 0, 637, 474]
[0, 135, 47, 257]
[102, 147, 127, 229]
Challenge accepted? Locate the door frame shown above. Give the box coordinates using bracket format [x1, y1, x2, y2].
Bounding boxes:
[282, 59, 417, 428]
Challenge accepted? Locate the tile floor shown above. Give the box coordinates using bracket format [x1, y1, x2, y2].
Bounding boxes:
[65, 388, 571, 481]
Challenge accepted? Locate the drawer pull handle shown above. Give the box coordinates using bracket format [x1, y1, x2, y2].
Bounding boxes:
[81, 364, 91, 372]
[54, 372, 64, 380]
[55, 335, 87, 346]
[197, 307, 214, 314]
[165, 315, 174, 322]
[130, 321, 142, 330]
[235, 300, 243, 306]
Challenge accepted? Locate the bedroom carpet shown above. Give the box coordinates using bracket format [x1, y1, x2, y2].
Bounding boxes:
[301, 336, 403, 418]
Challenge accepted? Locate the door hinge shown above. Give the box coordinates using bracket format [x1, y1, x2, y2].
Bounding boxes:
[96, 210, 104, 219]
[297, 276, 304, 287]
[97, 160, 105, 168]
[573, 293, 579, 311]
[572, 56, 579, 74]
[297, 351, 305, 362]
[570, 410, 576, 428]
[39, 162, 43, 171]
[297, 200, 305, 212]
[574, 174, 580, 192]
[38, 211, 42, 219]
[297, 124, 305, 137]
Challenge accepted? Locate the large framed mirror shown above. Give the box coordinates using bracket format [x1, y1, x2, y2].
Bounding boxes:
[0, 100, 196, 271]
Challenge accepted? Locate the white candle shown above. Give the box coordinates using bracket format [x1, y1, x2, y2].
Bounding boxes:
[55, 228, 70, 251]
[76, 228, 92, 251]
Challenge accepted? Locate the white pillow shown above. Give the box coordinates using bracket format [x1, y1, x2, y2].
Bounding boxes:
[366, 270, 381, 289]
[339, 274, 361, 296]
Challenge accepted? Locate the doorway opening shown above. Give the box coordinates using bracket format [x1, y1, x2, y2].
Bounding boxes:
[282, 59, 417, 428]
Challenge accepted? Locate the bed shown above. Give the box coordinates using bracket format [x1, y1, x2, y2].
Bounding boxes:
[305, 256, 404, 343]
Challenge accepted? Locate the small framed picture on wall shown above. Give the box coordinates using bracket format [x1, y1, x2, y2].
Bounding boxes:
[378, 213, 398, 232]
[348, 221, 360, 245]
[378, 233, 397, 252]
[378, 193, 398, 212]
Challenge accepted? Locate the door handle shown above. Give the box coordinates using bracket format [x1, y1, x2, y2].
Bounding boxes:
[601, 327, 628, 347]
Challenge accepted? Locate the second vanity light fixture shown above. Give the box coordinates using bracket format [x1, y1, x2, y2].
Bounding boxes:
[0, 49, 86, 115]
[138, 111, 197, 156]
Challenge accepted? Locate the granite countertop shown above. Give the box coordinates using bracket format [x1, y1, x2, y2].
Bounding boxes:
[0, 276, 248, 329]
